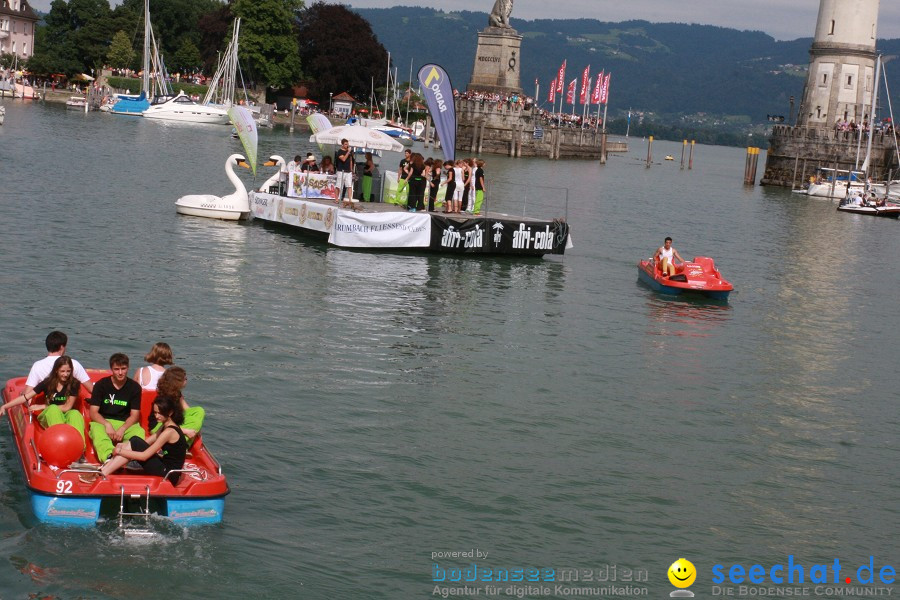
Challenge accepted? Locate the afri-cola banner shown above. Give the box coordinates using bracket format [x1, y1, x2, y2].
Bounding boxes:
[417, 63, 456, 163]
[430, 216, 570, 255]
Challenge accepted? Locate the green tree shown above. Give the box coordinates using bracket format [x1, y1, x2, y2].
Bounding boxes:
[106, 30, 135, 69]
[296, 3, 388, 102]
[232, 0, 303, 89]
[173, 38, 202, 73]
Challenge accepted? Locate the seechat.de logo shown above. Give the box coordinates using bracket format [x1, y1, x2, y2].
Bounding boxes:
[711, 556, 896, 585]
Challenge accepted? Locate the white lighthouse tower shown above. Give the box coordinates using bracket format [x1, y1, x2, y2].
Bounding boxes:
[799, 0, 880, 127]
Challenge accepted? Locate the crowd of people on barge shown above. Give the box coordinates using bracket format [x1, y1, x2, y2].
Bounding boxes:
[0, 332, 201, 482]
[397, 148, 487, 214]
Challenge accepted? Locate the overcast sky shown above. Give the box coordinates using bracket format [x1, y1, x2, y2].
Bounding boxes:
[25, 0, 900, 41]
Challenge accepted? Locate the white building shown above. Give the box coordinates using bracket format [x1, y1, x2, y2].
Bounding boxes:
[0, 0, 38, 60]
[798, 0, 880, 127]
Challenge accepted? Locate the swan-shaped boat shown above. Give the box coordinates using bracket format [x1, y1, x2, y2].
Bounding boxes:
[175, 154, 251, 220]
[259, 155, 286, 193]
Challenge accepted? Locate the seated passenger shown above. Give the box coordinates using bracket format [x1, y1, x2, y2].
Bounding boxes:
[155, 366, 204, 444]
[655, 236, 685, 277]
[81, 394, 187, 484]
[26, 330, 94, 396]
[134, 342, 173, 391]
[0, 356, 86, 444]
[88, 353, 145, 462]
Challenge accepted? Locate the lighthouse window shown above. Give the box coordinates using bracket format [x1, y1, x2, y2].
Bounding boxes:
[829, 20, 835, 35]
[847, 75, 853, 87]
[822, 73, 828, 85]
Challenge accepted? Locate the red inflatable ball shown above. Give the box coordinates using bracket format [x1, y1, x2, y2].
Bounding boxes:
[38, 424, 83, 468]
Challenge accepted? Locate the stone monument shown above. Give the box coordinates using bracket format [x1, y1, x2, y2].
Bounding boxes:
[468, 0, 523, 95]
[454, 0, 623, 159]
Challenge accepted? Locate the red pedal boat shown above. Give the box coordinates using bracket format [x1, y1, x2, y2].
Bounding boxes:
[2, 372, 229, 527]
[638, 256, 733, 300]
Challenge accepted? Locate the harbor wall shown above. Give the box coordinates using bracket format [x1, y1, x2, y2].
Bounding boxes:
[455, 99, 626, 160]
[761, 124, 899, 188]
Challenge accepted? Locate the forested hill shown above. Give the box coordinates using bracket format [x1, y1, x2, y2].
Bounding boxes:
[354, 6, 900, 125]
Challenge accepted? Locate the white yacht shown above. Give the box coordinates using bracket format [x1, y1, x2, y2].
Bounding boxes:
[142, 91, 230, 124]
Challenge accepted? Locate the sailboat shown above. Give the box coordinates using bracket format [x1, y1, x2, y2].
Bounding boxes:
[836, 54, 900, 217]
[109, 0, 171, 115]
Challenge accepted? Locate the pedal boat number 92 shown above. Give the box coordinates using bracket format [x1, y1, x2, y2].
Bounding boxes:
[2, 373, 229, 526]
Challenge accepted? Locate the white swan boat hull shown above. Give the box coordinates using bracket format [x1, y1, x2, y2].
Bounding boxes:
[175, 197, 249, 220]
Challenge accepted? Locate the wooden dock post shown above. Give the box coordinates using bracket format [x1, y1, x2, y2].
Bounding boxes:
[688, 140, 695, 169]
[680, 140, 687, 170]
[646, 136, 653, 168]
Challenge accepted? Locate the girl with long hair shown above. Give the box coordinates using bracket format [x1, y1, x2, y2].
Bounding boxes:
[81, 394, 187, 484]
[0, 356, 86, 443]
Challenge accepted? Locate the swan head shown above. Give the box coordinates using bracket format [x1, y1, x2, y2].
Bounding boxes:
[228, 154, 250, 170]
[263, 155, 285, 168]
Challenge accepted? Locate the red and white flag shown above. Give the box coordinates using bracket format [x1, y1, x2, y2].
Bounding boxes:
[549, 77, 556, 103]
[600, 72, 612, 104]
[556, 60, 566, 93]
[591, 70, 603, 104]
[580, 65, 590, 104]
[566, 78, 576, 105]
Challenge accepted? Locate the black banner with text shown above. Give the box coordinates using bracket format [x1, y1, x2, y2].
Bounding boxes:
[429, 216, 569, 255]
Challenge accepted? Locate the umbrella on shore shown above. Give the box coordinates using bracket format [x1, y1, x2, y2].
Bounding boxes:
[310, 124, 404, 152]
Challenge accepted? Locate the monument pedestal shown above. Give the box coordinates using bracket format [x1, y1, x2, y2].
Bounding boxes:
[468, 27, 523, 95]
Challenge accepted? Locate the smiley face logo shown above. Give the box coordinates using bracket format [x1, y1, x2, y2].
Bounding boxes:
[668, 558, 696, 588]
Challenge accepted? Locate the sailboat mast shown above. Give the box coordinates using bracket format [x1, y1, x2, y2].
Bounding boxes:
[384, 51, 390, 120]
[142, 0, 150, 96]
[862, 54, 882, 181]
[405, 57, 412, 126]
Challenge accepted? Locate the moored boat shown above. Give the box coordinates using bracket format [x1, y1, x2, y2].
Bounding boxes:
[638, 256, 733, 300]
[836, 195, 900, 218]
[2, 374, 228, 526]
[65, 96, 87, 110]
[142, 91, 230, 124]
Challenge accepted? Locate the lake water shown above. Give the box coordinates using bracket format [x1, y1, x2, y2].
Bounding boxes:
[0, 100, 898, 599]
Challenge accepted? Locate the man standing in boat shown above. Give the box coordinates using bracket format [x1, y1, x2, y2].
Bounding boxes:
[335, 139, 354, 209]
[655, 237, 685, 278]
[88, 353, 145, 462]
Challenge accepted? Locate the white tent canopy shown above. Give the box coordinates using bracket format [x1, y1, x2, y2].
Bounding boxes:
[310, 124, 404, 152]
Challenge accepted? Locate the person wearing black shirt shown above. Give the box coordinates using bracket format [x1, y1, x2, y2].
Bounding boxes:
[427, 158, 441, 212]
[335, 139, 354, 209]
[1, 356, 86, 443]
[81, 394, 188, 485]
[88, 353, 144, 462]
[404, 153, 427, 212]
[474, 159, 486, 215]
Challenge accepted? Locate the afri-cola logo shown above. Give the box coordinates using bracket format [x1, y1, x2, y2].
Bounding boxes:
[712, 556, 895, 586]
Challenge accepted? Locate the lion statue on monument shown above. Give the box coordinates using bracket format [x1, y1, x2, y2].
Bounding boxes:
[488, 0, 513, 28]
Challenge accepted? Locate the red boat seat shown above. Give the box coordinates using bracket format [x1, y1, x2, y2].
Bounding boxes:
[140, 389, 158, 435]
[693, 256, 715, 272]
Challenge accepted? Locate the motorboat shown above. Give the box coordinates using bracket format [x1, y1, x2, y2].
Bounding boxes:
[175, 154, 251, 220]
[638, 256, 733, 300]
[65, 96, 87, 110]
[1, 374, 228, 527]
[836, 194, 900, 218]
[142, 91, 230, 124]
[664, 155, 674, 161]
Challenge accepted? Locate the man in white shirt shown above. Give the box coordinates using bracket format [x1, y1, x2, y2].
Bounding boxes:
[25, 331, 94, 395]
